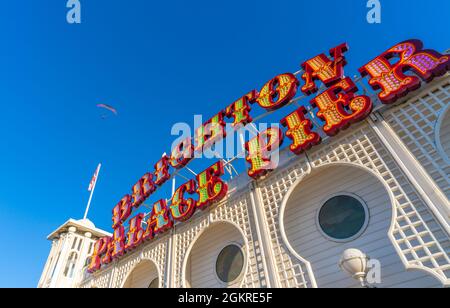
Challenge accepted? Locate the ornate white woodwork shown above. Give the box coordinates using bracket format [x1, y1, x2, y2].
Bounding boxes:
[75, 76, 450, 288]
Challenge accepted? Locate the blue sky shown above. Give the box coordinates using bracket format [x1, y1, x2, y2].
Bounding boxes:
[0, 0, 448, 288]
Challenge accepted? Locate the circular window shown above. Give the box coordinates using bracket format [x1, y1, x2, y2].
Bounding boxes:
[215, 244, 245, 283]
[318, 195, 369, 242]
[148, 278, 159, 288]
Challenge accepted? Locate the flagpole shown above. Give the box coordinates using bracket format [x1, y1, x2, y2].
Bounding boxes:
[84, 164, 102, 220]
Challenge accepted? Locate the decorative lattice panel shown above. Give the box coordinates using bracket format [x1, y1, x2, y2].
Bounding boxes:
[78, 78, 450, 289]
[79, 237, 168, 288]
[259, 125, 450, 287]
[383, 78, 450, 199]
[258, 156, 314, 288]
[110, 238, 168, 288]
[79, 267, 113, 288]
[172, 215, 208, 288]
[172, 194, 268, 288]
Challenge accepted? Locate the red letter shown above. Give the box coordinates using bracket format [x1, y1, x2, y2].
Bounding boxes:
[196, 161, 228, 210]
[144, 199, 173, 237]
[359, 39, 450, 104]
[112, 195, 132, 229]
[195, 112, 226, 152]
[125, 213, 144, 251]
[100, 238, 113, 266]
[225, 90, 258, 127]
[87, 237, 109, 273]
[154, 155, 171, 186]
[170, 180, 197, 222]
[245, 127, 284, 179]
[131, 173, 156, 208]
[170, 137, 194, 169]
[301, 43, 348, 95]
[310, 77, 373, 136]
[110, 225, 125, 259]
[281, 107, 321, 154]
[256, 73, 299, 111]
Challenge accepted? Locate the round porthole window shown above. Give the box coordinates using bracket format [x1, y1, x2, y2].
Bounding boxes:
[216, 244, 245, 283]
[318, 194, 369, 242]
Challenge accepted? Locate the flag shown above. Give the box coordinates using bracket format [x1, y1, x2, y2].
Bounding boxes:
[88, 164, 101, 192]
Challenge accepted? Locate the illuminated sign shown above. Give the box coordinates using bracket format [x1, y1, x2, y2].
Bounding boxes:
[88, 39, 449, 273]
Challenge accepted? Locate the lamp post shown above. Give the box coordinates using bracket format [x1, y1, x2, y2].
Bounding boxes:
[339, 248, 371, 288]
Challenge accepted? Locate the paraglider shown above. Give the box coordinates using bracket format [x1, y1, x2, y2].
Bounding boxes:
[97, 104, 118, 119]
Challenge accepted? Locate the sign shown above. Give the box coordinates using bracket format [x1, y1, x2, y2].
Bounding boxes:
[88, 39, 449, 273]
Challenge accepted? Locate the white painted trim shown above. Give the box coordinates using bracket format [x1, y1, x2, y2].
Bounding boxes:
[362, 110, 450, 284]
[369, 115, 450, 230]
[278, 161, 447, 287]
[248, 184, 279, 288]
[119, 258, 162, 288]
[180, 220, 249, 289]
[165, 229, 174, 288]
[106, 263, 117, 288]
[277, 163, 318, 288]
[49, 233, 72, 288]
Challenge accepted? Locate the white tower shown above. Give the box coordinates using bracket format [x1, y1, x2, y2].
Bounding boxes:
[38, 218, 111, 288]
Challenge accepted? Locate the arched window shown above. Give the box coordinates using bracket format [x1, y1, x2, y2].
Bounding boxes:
[63, 252, 78, 278]
[122, 260, 160, 288]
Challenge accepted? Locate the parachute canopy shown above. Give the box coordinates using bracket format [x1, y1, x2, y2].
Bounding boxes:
[97, 104, 118, 115]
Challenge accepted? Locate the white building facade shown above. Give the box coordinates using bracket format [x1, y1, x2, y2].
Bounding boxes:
[39, 52, 450, 289]
[38, 219, 111, 288]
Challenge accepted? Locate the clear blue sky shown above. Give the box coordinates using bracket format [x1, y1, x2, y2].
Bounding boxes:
[0, 0, 448, 288]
